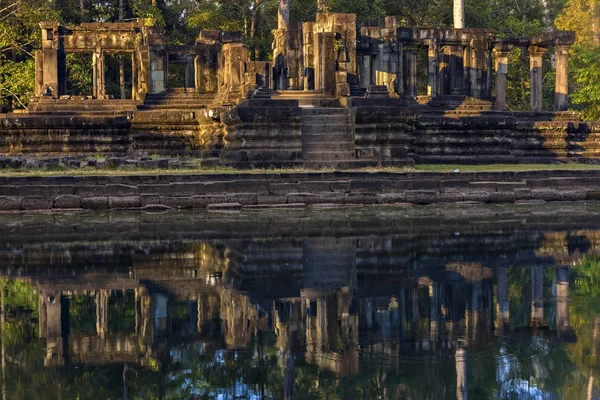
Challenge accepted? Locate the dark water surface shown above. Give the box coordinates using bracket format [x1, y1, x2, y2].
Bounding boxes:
[2, 203, 600, 399]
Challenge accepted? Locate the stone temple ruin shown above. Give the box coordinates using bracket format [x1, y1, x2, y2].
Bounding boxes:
[1, 10, 597, 167]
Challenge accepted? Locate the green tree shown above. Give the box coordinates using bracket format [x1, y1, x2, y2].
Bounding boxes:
[556, 0, 600, 120]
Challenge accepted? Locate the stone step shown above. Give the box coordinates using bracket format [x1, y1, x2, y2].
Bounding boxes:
[302, 141, 355, 152]
[275, 90, 325, 97]
[303, 151, 356, 161]
[302, 117, 350, 126]
[302, 129, 351, 137]
[138, 104, 209, 110]
[301, 108, 349, 115]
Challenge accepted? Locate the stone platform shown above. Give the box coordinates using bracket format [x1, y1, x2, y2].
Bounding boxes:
[2, 94, 597, 168]
[1, 169, 600, 211]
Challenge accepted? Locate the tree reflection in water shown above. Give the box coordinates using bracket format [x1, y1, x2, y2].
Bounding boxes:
[0, 208, 599, 399]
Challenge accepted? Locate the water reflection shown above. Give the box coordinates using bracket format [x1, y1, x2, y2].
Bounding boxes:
[1, 205, 600, 399]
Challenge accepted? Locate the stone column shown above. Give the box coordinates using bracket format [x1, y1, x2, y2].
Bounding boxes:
[429, 282, 440, 340]
[454, 0, 465, 29]
[494, 48, 510, 111]
[92, 51, 106, 99]
[427, 42, 438, 97]
[131, 53, 137, 100]
[554, 45, 570, 111]
[405, 51, 417, 97]
[530, 264, 544, 326]
[278, 0, 290, 30]
[456, 348, 467, 400]
[556, 266, 573, 339]
[496, 266, 510, 328]
[95, 290, 108, 339]
[529, 46, 546, 112]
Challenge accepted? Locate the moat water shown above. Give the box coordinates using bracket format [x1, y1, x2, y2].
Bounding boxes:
[2, 204, 600, 399]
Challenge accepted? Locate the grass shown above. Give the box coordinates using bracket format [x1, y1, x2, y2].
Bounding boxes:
[414, 164, 600, 172]
[0, 163, 600, 177]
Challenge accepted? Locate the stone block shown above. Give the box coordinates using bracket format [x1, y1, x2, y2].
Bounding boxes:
[81, 197, 109, 210]
[462, 191, 490, 203]
[54, 195, 81, 209]
[0, 196, 22, 210]
[207, 202, 242, 210]
[191, 195, 230, 208]
[227, 180, 270, 193]
[514, 189, 532, 200]
[75, 185, 107, 197]
[530, 189, 560, 201]
[105, 184, 139, 196]
[287, 193, 321, 204]
[586, 190, 600, 200]
[437, 191, 464, 202]
[257, 194, 288, 205]
[140, 194, 160, 206]
[297, 181, 332, 193]
[345, 193, 378, 204]
[377, 193, 407, 204]
[0, 186, 18, 196]
[319, 192, 346, 204]
[557, 190, 586, 201]
[330, 181, 351, 193]
[488, 191, 516, 203]
[270, 183, 299, 195]
[160, 196, 194, 209]
[350, 180, 382, 193]
[405, 190, 438, 204]
[109, 196, 141, 209]
[410, 180, 440, 190]
[22, 196, 53, 210]
[230, 193, 258, 205]
[19, 185, 73, 196]
[138, 184, 172, 195]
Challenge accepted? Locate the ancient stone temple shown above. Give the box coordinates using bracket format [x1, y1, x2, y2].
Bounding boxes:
[1, 11, 597, 167]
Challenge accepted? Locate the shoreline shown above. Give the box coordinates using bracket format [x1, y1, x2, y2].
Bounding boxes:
[1, 169, 600, 211]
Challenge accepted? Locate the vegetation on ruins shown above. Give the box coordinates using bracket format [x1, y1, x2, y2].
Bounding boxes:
[0, 0, 598, 117]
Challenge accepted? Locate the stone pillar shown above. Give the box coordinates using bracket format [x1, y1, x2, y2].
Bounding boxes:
[149, 48, 166, 94]
[556, 266, 574, 339]
[405, 51, 417, 97]
[35, 50, 44, 96]
[131, 53, 137, 100]
[554, 45, 570, 111]
[454, 0, 465, 29]
[278, 0, 290, 30]
[529, 46, 546, 112]
[456, 348, 467, 400]
[95, 290, 108, 339]
[429, 282, 440, 340]
[427, 42, 438, 97]
[496, 266, 510, 328]
[92, 51, 106, 99]
[530, 264, 544, 326]
[494, 48, 510, 111]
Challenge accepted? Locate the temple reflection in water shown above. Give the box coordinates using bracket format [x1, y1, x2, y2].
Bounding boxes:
[1, 206, 600, 399]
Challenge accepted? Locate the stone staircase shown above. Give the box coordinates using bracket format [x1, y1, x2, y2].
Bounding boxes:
[272, 90, 339, 107]
[301, 108, 358, 168]
[138, 88, 216, 110]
